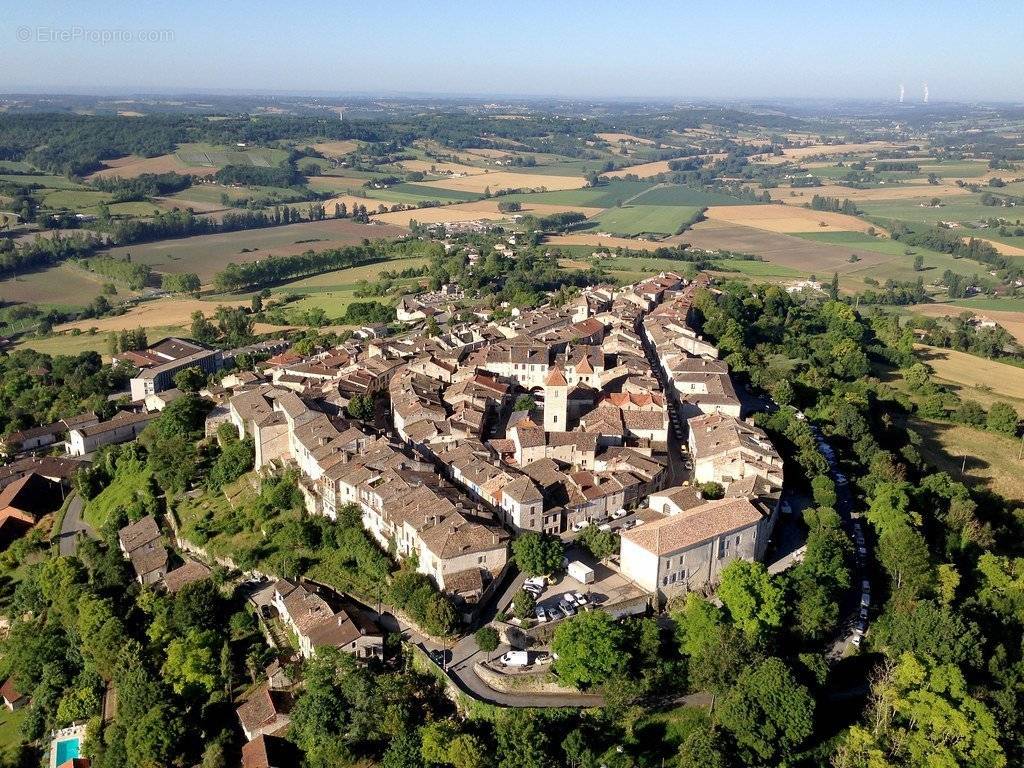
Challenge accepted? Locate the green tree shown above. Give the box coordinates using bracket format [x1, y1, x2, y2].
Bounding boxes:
[495, 710, 550, 768]
[474, 626, 500, 659]
[512, 589, 536, 620]
[551, 611, 626, 689]
[173, 365, 207, 393]
[511, 532, 564, 576]
[718, 560, 785, 642]
[987, 401, 1019, 436]
[717, 658, 815, 765]
[161, 629, 222, 698]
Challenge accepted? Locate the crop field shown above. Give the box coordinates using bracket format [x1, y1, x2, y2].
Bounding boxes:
[704, 204, 877, 233]
[398, 159, 486, 176]
[86, 153, 219, 180]
[417, 170, 585, 194]
[0, 263, 135, 307]
[596, 132, 656, 146]
[42, 189, 113, 211]
[101, 218, 408, 281]
[630, 185, 758, 207]
[603, 160, 674, 179]
[974, 237, 1024, 257]
[910, 302, 1024, 343]
[915, 345, 1024, 409]
[56, 297, 248, 334]
[373, 199, 603, 227]
[588, 205, 700, 236]
[544, 233, 685, 251]
[310, 140, 359, 157]
[502, 180, 655, 208]
[775, 141, 912, 160]
[775, 182, 972, 203]
[308, 176, 477, 204]
[910, 417, 1024, 501]
[175, 142, 291, 168]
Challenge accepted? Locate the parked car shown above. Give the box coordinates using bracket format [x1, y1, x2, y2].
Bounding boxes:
[501, 651, 530, 667]
[535, 606, 548, 623]
[860, 592, 871, 608]
[610, 508, 628, 519]
[851, 633, 863, 648]
[633, 518, 646, 527]
[859, 606, 869, 621]
[573, 591, 588, 606]
[861, 579, 871, 593]
[558, 601, 576, 618]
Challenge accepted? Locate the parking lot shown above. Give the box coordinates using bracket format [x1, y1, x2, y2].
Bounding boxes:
[523, 548, 648, 625]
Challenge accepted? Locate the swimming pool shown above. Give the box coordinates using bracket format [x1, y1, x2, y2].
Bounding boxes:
[54, 737, 80, 765]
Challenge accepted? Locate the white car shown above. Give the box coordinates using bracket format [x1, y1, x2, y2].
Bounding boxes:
[632, 518, 645, 527]
[610, 509, 628, 519]
[598, 523, 612, 532]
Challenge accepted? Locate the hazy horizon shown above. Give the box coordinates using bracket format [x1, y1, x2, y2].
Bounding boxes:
[7, 0, 1024, 102]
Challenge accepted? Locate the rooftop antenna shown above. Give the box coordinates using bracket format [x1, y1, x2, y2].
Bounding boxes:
[923, 83, 929, 104]
[899, 84, 905, 103]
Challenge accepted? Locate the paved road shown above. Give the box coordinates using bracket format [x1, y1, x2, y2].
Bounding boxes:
[58, 492, 96, 556]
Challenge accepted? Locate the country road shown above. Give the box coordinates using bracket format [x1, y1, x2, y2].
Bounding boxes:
[58, 492, 97, 556]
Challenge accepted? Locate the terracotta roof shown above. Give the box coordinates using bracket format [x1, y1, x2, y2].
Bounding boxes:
[545, 365, 568, 387]
[163, 561, 211, 593]
[0, 677, 24, 704]
[236, 684, 290, 738]
[621, 497, 763, 556]
[242, 735, 299, 768]
[118, 515, 161, 553]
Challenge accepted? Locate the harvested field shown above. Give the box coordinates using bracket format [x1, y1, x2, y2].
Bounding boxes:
[704, 204, 877, 234]
[603, 160, 673, 179]
[915, 345, 1024, 409]
[543, 234, 681, 251]
[910, 303, 1024, 344]
[417, 171, 585, 194]
[373, 200, 602, 228]
[87, 154, 217, 180]
[101, 218, 408, 282]
[684, 220, 894, 274]
[775, 183, 971, 202]
[311, 140, 358, 157]
[596, 132, 655, 146]
[975, 237, 1024, 257]
[398, 159, 486, 176]
[780, 141, 910, 160]
[55, 297, 248, 334]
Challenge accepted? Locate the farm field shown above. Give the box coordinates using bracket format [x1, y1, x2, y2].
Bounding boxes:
[398, 159, 486, 176]
[588, 204, 700, 236]
[596, 132, 656, 146]
[910, 417, 1024, 501]
[544, 233, 682, 251]
[0, 173, 90, 190]
[55, 297, 247, 334]
[704, 204, 877, 234]
[100, 218, 408, 282]
[858, 195, 997, 227]
[18, 324, 188, 358]
[776, 182, 972, 203]
[684, 220, 897, 276]
[310, 140, 359, 157]
[502, 180, 655, 208]
[630, 185, 758, 207]
[417, 170, 585, 194]
[0, 263, 135, 307]
[86, 153, 218, 180]
[603, 160, 674, 179]
[308, 176, 477, 204]
[373, 199, 603, 228]
[793, 231, 987, 285]
[914, 345, 1024, 410]
[775, 141, 912, 160]
[175, 142, 290, 168]
[909, 302, 1024, 343]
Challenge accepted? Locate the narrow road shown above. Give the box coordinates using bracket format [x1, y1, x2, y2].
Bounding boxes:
[58, 492, 96, 556]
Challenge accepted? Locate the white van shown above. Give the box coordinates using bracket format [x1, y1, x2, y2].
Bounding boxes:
[501, 651, 530, 667]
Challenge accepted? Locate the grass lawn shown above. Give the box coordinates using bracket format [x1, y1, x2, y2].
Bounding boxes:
[42, 189, 114, 211]
[909, 417, 1024, 501]
[588, 205, 700, 236]
[0, 705, 27, 761]
[711, 259, 802, 277]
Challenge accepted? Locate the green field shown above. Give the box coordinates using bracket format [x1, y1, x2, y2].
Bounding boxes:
[0, 263, 133, 308]
[0, 174, 89, 190]
[42, 188, 114, 211]
[794, 231, 991, 286]
[630, 184, 757, 206]
[17, 325, 187, 358]
[949, 296, 1024, 312]
[589, 204, 700, 236]
[387, 183, 482, 202]
[859, 195, 999, 227]
[710, 260, 803, 277]
[503, 180, 655, 208]
[175, 142, 290, 168]
[0, 160, 37, 172]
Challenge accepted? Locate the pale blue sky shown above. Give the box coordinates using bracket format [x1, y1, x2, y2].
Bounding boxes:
[6, 0, 1024, 101]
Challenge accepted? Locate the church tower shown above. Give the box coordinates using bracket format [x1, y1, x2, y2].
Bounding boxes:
[543, 365, 569, 432]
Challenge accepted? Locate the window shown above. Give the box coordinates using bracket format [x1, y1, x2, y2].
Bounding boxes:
[669, 573, 677, 584]
[718, 538, 726, 559]
[478, 555, 485, 564]
[662, 576, 668, 587]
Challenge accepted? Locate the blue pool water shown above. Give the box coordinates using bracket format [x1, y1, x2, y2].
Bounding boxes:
[55, 737, 80, 764]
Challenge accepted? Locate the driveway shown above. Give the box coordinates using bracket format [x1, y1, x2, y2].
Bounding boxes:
[58, 492, 96, 556]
